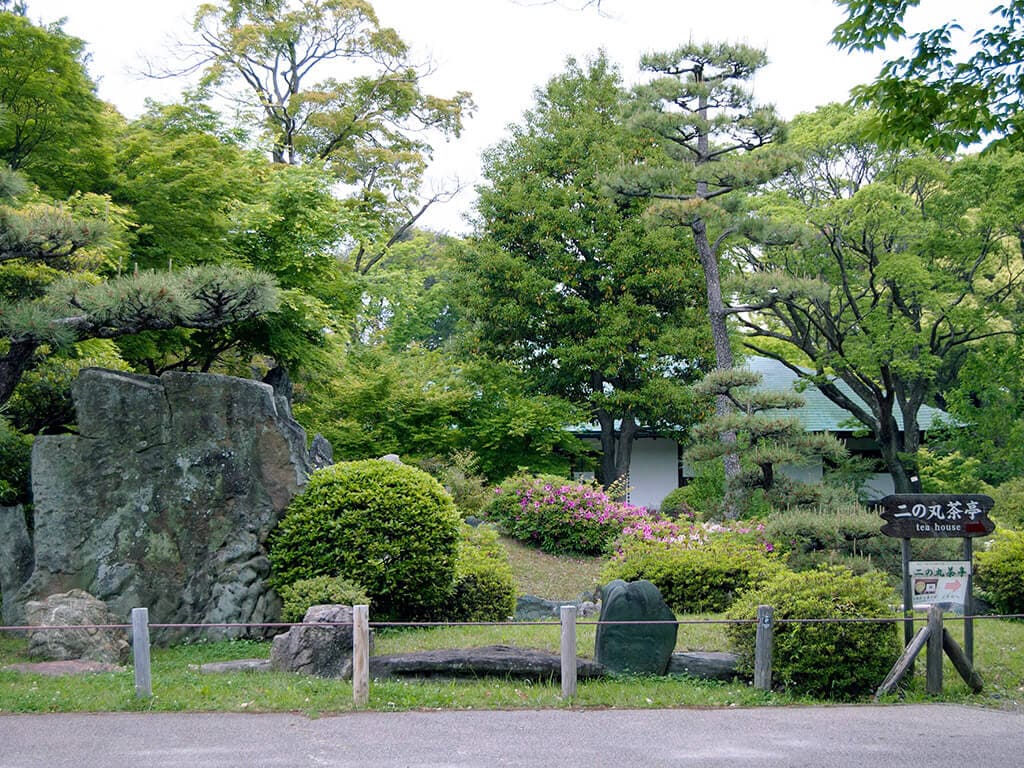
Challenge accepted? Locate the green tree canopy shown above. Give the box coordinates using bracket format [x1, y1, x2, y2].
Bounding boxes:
[179, 0, 473, 274]
[458, 54, 710, 486]
[0, 10, 113, 194]
[833, 1, 1024, 150]
[730, 105, 1024, 491]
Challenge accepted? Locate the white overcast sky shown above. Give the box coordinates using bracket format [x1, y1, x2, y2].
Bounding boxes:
[25, 0, 992, 234]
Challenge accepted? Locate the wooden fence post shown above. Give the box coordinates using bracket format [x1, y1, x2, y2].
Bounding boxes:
[352, 604, 369, 706]
[926, 605, 944, 695]
[131, 607, 152, 699]
[560, 605, 577, 700]
[754, 605, 774, 692]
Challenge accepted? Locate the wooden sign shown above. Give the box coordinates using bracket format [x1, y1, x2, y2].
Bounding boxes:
[879, 494, 995, 538]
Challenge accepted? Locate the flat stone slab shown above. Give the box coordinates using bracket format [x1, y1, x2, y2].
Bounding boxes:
[369, 645, 606, 681]
[667, 651, 739, 681]
[3, 660, 124, 676]
[196, 648, 738, 683]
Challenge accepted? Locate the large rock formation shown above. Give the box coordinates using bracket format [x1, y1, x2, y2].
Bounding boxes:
[2, 368, 315, 637]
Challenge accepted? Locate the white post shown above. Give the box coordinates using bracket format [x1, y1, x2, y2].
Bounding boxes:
[560, 604, 577, 699]
[131, 607, 152, 699]
[352, 604, 369, 706]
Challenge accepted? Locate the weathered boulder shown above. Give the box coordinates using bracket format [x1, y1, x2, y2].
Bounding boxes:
[594, 579, 678, 676]
[270, 604, 364, 679]
[0, 505, 34, 625]
[6, 368, 314, 636]
[24, 589, 129, 664]
[667, 651, 740, 681]
[514, 594, 601, 621]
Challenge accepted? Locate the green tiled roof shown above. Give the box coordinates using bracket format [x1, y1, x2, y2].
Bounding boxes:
[745, 356, 947, 432]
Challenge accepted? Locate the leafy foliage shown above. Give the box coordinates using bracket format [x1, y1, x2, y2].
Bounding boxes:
[0, 12, 112, 194]
[727, 567, 901, 700]
[975, 529, 1024, 615]
[443, 524, 518, 622]
[484, 474, 652, 556]
[297, 345, 584, 482]
[460, 54, 710, 486]
[269, 460, 461, 621]
[0, 415, 31, 504]
[275, 575, 370, 624]
[186, 0, 471, 274]
[656, 487, 695, 520]
[765, 505, 958, 579]
[928, 340, 1024, 487]
[733, 106, 1024, 491]
[986, 477, 1024, 530]
[833, 1, 1024, 150]
[603, 526, 783, 613]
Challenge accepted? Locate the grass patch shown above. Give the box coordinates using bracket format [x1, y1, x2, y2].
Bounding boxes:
[500, 535, 604, 600]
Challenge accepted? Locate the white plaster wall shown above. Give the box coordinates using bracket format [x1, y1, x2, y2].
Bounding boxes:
[625, 438, 679, 511]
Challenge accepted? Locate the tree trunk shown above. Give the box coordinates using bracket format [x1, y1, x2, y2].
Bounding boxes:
[596, 409, 638, 494]
[876, 417, 915, 494]
[691, 218, 742, 517]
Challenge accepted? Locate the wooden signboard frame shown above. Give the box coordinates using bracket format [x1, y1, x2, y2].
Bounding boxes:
[879, 493, 996, 662]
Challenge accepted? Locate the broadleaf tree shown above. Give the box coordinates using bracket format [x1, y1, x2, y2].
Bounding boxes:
[177, 0, 473, 274]
[728, 105, 1024, 492]
[832, 1, 1024, 150]
[457, 54, 711, 487]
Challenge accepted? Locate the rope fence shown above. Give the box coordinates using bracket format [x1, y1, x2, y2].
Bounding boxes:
[3, 607, 1021, 704]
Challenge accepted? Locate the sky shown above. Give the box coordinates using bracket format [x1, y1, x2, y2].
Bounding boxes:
[25, 0, 993, 234]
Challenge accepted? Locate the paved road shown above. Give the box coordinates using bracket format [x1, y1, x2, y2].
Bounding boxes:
[1, 705, 1022, 768]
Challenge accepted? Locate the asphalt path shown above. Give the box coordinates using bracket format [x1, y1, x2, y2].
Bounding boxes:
[1, 705, 1022, 768]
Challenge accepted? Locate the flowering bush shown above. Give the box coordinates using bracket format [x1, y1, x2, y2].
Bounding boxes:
[602, 521, 783, 613]
[484, 474, 653, 555]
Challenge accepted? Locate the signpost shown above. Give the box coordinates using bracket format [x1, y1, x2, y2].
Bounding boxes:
[879, 493, 995, 663]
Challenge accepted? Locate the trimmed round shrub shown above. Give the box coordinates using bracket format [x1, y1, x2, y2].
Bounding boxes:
[269, 459, 461, 621]
[276, 576, 371, 623]
[484, 474, 651, 555]
[444, 524, 517, 621]
[975, 529, 1024, 615]
[726, 567, 901, 700]
[602, 525, 783, 614]
[658, 487, 695, 520]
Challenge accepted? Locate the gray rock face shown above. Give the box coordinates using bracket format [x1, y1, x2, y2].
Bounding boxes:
[594, 579, 678, 676]
[514, 594, 600, 621]
[0, 505, 34, 625]
[24, 589, 130, 664]
[270, 604, 361, 679]
[7, 368, 314, 636]
[667, 651, 739, 681]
